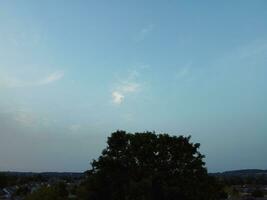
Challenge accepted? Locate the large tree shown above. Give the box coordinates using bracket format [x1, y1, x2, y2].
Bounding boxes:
[79, 131, 224, 200]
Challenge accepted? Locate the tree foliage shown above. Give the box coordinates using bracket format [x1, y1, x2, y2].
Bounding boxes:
[251, 189, 264, 198]
[0, 173, 7, 188]
[79, 131, 224, 200]
[25, 182, 68, 200]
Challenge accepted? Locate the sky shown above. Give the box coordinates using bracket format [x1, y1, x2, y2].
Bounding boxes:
[0, 0, 267, 173]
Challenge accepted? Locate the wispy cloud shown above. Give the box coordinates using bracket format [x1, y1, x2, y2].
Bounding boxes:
[111, 71, 141, 105]
[0, 71, 64, 88]
[120, 82, 140, 93]
[12, 108, 50, 128]
[235, 40, 267, 60]
[0, 77, 23, 88]
[134, 24, 154, 42]
[69, 124, 82, 132]
[210, 39, 267, 80]
[175, 62, 192, 81]
[38, 71, 64, 85]
[14, 109, 36, 127]
[112, 91, 125, 105]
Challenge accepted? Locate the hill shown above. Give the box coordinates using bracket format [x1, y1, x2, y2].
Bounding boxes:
[211, 169, 267, 177]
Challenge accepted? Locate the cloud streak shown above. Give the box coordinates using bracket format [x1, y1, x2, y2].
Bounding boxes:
[175, 62, 192, 80]
[14, 109, 36, 127]
[111, 72, 141, 105]
[38, 71, 64, 85]
[120, 82, 140, 93]
[134, 24, 154, 42]
[0, 71, 64, 88]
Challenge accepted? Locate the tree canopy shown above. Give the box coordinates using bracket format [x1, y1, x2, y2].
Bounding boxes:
[79, 130, 224, 200]
[25, 182, 68, 200]
[0, 173, 7, 188]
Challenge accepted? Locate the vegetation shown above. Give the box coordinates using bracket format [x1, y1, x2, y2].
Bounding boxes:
[219, 174, 267, 186]
[78, 130, 225, 200]
[0, 172, 7, 188]
[251, 189, 264, 198]
[25, 182, 68, 200]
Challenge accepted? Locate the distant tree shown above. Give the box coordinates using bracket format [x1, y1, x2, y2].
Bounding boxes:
[70, 184, 78, 195]
[25, 186, 59, 200]
[0, 173, 7, 188]
[25, 182, 68, 200]
[251, 189, 264, 198]
[79, 130, 224, 200]
[54, 182, 68, 198]
[231, 187, 240, 198]
[15, 185, 30, 196]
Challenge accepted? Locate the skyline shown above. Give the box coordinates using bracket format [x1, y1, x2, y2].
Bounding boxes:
[0, 0, 267, 172]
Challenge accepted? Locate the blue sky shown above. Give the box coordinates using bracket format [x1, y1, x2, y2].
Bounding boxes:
[0, 0, 267, 172]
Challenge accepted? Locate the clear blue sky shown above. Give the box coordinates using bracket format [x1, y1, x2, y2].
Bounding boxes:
[0, 0, 266, 172]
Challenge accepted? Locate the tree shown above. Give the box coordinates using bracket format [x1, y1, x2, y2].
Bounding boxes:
[0, 173, 7, 188]
[251, 189, 264, 198]
[79, 130, 224, 200]
[25, 182, 68, 200]
[15, 186, 30, 196]
[25, 186, 59, 200]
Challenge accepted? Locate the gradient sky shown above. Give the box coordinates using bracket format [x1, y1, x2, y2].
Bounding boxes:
[0, 0, 267, 172]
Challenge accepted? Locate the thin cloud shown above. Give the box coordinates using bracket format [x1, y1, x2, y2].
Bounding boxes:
[0, 71, 64, 88]
[120, 82, 140, 93]
[14, 109, 36, 127]
[69, 124, 82, 132]
[111, 71, 142, 105]
[112, 91, 124, 105]
[38, 71, 64, 85]
[134, 24, 154, 42]
[111, 82, 140, 105]
[0, 77, 24, 88]
[175, 62, 193, 81]
[176, 67, 189, 79]
[211, 40, 267, 77]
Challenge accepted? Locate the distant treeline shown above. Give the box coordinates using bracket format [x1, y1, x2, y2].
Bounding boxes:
[2, 171, 84, 178]
[211, 169, 267, 185]
[0, 171, 84, 188]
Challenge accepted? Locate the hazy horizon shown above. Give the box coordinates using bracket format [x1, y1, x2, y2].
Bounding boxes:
[0, 0, 267, 173]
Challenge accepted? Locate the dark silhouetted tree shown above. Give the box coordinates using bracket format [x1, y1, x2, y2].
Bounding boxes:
[0, 173, 7, 188]
[79, 130, 224, 200]
[25, 182, 68, 200]
[251, 189, 264, 198]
